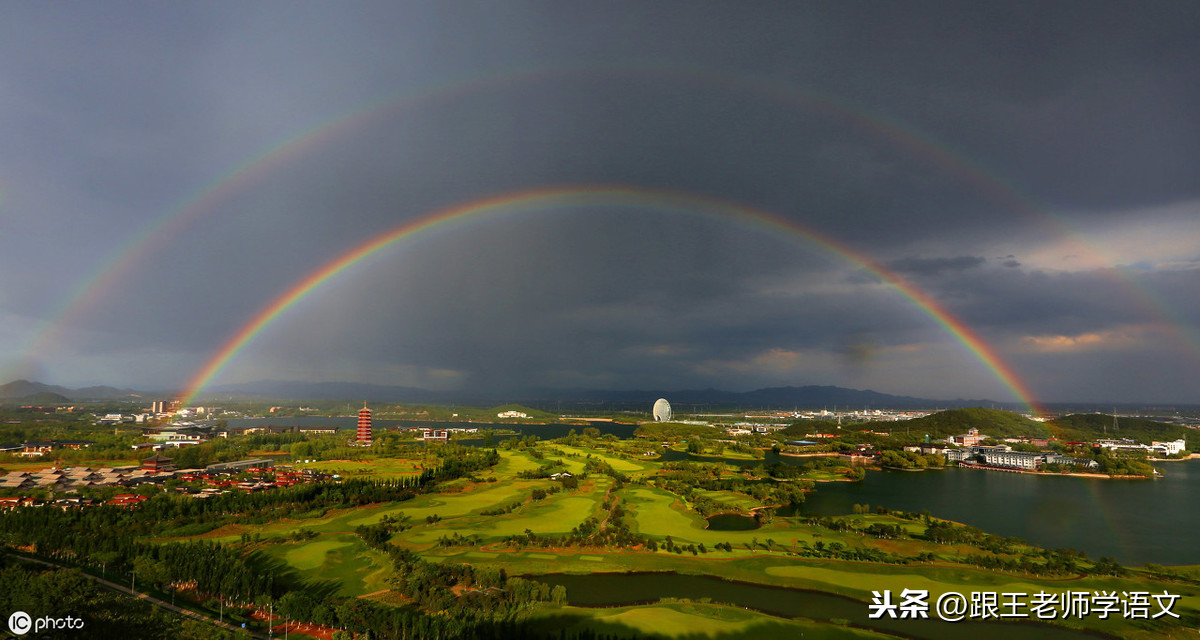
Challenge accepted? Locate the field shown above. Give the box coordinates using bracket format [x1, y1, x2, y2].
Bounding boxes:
[264, 534, 392, 597]
[291, 458, 425, 478]
[1, 457, 142, 471]
[527, 602, 895, 639]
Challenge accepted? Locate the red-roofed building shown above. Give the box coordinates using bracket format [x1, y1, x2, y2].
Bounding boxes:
[108, 494, 149, 508]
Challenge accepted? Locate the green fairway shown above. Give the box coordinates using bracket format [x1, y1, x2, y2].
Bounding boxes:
[271, 534, 392, 597]
[694, 488, 762, 512]
[529, 602, 897, 639]
[293, 458, 423, 478]
[345, 480, 537, 527]
[492, 450, 543, 476]
[285, 538, 354, 570]
[552, 445, 654, 473]
[399, 494, 603, 544]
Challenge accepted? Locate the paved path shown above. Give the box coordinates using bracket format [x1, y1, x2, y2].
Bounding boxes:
[7, 552, 267, 639]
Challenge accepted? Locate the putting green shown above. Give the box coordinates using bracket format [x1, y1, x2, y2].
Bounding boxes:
[285, 538, 354, 571]
[275, 534, 392, 597]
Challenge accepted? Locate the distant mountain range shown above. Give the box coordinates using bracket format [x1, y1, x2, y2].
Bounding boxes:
[0, 379, 146, 402]
[1, 377, 996, 409]
[199, 380, 1009, 411]
[6, 378, 1190, 413]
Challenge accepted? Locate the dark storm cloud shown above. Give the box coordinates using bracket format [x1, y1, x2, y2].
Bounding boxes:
[0, 2, 1197, 401]
[887, 256, 987, 277]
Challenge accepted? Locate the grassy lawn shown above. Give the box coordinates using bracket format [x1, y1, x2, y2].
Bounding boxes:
[528, 602, 898, 639]
[552, 445, 655, 474]
[266, 533, 392, 597]
[694, 488, 761, 512]
[401, 494, 603, 544]
[348, 479, 539, 526]
[1, 458, 141, 471]
[492, 450, 543, 476]
[292, 458, 424, 478]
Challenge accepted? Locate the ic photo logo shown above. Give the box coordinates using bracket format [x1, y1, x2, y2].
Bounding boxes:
[8, 611, 32, 635]
[7, 611, 84, 635]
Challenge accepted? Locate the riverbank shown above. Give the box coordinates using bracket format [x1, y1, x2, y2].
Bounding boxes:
[1148, 452, 1200, 462]
[956, 461, 1152, 479]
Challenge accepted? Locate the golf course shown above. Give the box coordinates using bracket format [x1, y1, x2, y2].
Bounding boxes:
[155, 439, 1200, 639]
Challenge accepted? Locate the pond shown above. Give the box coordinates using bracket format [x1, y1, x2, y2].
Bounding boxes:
[705, 513, 760, 530]
[532, 572, 1107, 640]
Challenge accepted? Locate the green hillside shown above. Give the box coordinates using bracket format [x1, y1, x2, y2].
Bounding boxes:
[633, 422, 719, 439]
[1047, 414, 1194, 445]
[487, 404, 559, 421]
[12, 392, 71, 405]
[858, 408, 1051, 440]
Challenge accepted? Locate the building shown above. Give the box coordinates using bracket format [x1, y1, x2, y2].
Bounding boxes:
[356, 403, 373, 446]
[948, 444, 1099, 470]
[497, 410, 528, 418]
[653, 398, 672, 422]
[978, 446, 1042, 470]
[1151, 439, 1187, 456]
[947, 428, 985, 447]
[421, 429, 449, 442]
[206, 459, 275, 473]
[141, 454, 176, 473]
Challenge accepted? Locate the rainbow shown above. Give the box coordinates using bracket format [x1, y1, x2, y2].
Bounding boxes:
[15, 63, 1196, 378]
[177, 185, 1046, 414]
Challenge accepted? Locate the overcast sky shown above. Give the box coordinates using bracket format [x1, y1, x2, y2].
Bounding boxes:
[1, 2, 1197, 404]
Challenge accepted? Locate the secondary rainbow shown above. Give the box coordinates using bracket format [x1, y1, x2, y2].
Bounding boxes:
[17, 63, 1198, 379]
[178, 185, 1046, 414]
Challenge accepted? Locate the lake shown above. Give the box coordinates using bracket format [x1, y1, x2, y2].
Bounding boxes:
[802, 461, 1200, 566]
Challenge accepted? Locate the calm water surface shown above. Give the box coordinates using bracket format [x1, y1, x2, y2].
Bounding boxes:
[535, 572, 1103, 640]
[803, 461, 1200, 566]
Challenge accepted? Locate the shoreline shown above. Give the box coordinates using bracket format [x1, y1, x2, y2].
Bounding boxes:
[1148, 453, 1200, 462]
[957, 461, 1152, 479]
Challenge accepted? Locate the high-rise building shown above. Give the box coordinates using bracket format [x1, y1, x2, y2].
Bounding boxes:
[357, 403, 373, 446]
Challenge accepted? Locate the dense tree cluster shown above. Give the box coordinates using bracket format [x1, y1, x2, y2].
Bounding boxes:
[0, 555, 231, 640]
[654, 462, 810, 511]
[878, 450, 945, 469]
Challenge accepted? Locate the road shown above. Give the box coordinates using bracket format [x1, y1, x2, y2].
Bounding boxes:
[6, 552, 268, 639]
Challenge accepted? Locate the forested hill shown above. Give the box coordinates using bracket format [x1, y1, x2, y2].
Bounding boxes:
[1047, 414, 1194, 445]
[857, 408, 1051, 440]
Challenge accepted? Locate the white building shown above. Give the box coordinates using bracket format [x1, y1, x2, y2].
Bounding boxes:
[497, 410, 528, 418]
[1151, 439, 1187, 456]
[653, 398, 672, 422]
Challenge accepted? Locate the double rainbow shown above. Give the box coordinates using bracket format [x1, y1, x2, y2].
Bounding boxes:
[177, 185, 1045, 414]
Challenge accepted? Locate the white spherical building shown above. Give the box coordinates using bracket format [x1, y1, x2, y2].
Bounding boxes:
[652, 398, 672, 422]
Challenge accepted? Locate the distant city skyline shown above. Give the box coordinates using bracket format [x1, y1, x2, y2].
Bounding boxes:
[1, 3, 1197, 404]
